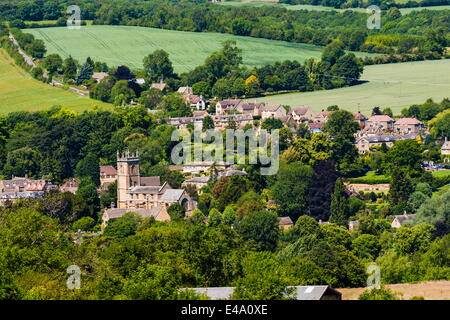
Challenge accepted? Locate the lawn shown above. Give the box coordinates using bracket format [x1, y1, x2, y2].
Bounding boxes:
[24, 25, 375, 74]
[219, 1, 450, 14]
[249, 59, 450, 114]
[0, 49, 111, 115]
[348, 171, 390, 184]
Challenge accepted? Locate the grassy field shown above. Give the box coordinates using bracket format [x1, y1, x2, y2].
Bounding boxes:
[250, 59, 450, 114]
[24, 25, 375, 74]
[219, 1, 450, 14]
[338, 280, 450, 300]
[0, 49, 111, 115]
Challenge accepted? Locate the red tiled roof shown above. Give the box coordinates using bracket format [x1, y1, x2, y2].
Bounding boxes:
[353, 112, 367, 120]
[100, 165, 117, 175]
[309, 122, 324, 129]
[395, 117, 422, 125]
[367, 115, 394, 122]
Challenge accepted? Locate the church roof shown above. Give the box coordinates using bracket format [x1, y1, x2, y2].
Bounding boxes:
[159, 189, 185, 202]
[140, 176, 160, 186]
[128, 186, 161, 194]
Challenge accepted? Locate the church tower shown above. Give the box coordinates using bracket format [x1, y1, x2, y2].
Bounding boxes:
[117, 151, 141, 209]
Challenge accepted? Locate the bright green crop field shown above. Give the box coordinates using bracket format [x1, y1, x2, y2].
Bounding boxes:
[250, 59, 450, 114]
[0, 49, 111, 115]
[24, 25, 374, 73]
[219, 1, 450, 14]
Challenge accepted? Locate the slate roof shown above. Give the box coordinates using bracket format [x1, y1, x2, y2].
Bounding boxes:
[393, 214, 415, 225]
[159, 189, 185, 202]
[128, 186, 161, 194]
[184, 176, 210, 184]
[356, 133, 418, 143]
[290, 286, 341, 300]
[183, 286, 341, 300]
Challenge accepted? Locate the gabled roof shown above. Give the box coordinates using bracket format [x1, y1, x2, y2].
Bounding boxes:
[395, 117, 423, 125]
[182, 286, 341, 300]
[183, 176, 210, 184]
[140, 176, 160, 187]
[290, 106, 313, 116]
[159, 189, 185, 202]
[442, 137, 450, 150]
[128, 186, 161, 194]
[279, 216, 293, 226]
[367, 115, 394, 122]
[217, 99, 241, 108]
[100, 165, 117, 176]
[177, 86, 193, 95]
[393, 214, 415, 224]
[353, 112, 367, 120]
[193, 110, 208, 118]
[262, 104, 283, 112]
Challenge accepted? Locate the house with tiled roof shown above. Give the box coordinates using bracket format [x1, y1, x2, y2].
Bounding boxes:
[366, 115, 395, 131]
[150, 80, 167, 91]
[353, 112, 367, 128]
[236, 101, 264, 116]
[441, 137, 450, 156]
[215, 99, 242, 115]
[355, 133, 418, 153]
[92, 72, 108, 83]
[288, 106, 315, 124]
[394, 117, 424, 134]
[261, 104, 286, 119]
[0, 177, 56, 205]
[100, 165, 117, 188]
[391, 214, 415, 228]
[314, 110, 332, 123]
[279, 216, 294, 230]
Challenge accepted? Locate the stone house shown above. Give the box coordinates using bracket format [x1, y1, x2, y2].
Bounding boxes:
[288, 106, 315, 124]
[261, 104, 287, 119]
[366, 115, 395, 131]
[441, 137, 450, 156]
[353, 112, 368, 128]
[391, 214, 415, 228]
[394, 117, 424, 134]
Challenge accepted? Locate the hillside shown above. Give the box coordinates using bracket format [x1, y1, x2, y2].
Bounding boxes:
[0, 49, 111, 115]
[250, 59, 450, 114]
[24, 25, 375, 74]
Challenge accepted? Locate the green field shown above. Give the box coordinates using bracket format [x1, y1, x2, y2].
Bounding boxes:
[25, 25, 374, 74]
[219, 1, 450, 14]
[250, 59, 450, 114]
[0, 49, 111, 115]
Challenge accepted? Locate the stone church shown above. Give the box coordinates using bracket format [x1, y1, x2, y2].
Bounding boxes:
[102, 151, 194, 227]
